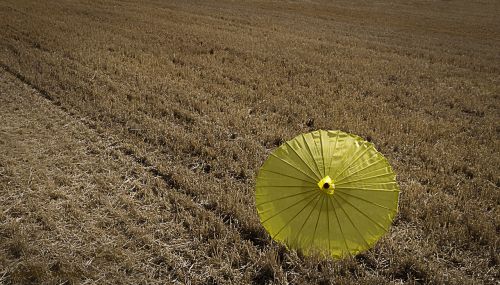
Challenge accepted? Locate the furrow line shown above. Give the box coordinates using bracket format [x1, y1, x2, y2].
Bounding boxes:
[0, 63, 269, 250]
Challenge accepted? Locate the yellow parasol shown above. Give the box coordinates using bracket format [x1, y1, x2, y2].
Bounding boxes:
[255, 130, 399, 258]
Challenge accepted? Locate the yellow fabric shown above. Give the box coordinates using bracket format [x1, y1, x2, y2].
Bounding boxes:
[255, 130, 399, 258]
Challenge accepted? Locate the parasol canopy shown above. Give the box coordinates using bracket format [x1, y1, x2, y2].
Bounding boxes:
[255, 130, 399, 258]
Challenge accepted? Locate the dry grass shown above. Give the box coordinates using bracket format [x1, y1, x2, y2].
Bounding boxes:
[0, 0, 499, 284]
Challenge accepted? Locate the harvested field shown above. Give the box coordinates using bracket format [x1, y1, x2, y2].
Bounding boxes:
[0, 0, 499, 284]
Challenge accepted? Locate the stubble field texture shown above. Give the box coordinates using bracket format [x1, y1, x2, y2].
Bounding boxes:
[0, 0, 499, 284]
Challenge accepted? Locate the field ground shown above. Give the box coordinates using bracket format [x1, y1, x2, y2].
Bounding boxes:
[0, 0, 499, 284]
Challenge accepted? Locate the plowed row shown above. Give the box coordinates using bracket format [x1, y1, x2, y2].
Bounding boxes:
[0, 0, 498, 284]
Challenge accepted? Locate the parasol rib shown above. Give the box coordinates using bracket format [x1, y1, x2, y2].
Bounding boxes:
[256, 189, 315, 206]
[262, 192, 320, 224]
[256, 185, 316, 189]
[339, 164, 392, 182]
[335, 157, 386, 183]
[335, 194, 388, 231]
[335, 186, 399, 192]
[293, 192, 323, 248]
[320, 131, 327, 176]
[270, 153, 318, 183]
[328, 196, 350, 255]
[260, 168, 316, 185]
[336, 181, 397, 188]
[333, 145, 374, 180]
[310, 195, 326, 249]
[272, 192, 321, 239]
[285, 141, 322, 180]
[326, 131, 341, 175]
[330, 139, 358, 179]
[333, 196, 371, 248]
[336, 166, 393, 185]
[326, 194, 331, 252]
[335, 191, 394, 211]
[336, 172, 394, 186]
[301, 134, 324, 178]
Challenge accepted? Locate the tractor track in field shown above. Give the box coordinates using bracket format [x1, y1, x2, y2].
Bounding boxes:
[0, 62, 267, 250]
[0, 64, 283, 283]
